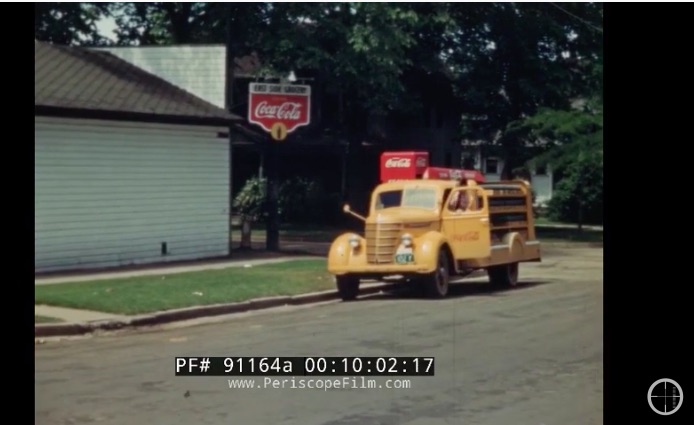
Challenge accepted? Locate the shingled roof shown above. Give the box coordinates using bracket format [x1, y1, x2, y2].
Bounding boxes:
[35, 40, 242, 126]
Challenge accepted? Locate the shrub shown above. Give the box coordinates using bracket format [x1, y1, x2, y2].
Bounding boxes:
[232, 176, 268, 222]
[233, 176, 342, 225]
[546, 154, 603, 225]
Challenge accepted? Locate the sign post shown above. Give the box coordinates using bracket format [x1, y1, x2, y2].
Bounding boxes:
[248, 82, 311, 250]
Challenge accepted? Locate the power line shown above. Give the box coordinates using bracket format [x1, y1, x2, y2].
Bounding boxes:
[549, 3, 603, 33]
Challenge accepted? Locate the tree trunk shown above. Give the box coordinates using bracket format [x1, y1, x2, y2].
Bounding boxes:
[240, 216, 252, 249]
[265, 142, 280, 251]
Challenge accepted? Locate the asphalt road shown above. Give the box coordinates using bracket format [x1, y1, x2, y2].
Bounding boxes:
[35, 244, 603, 425]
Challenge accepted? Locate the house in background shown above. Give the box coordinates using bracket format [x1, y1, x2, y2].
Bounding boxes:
[34, 40, 250, 273]
[461, 141, 554, 206]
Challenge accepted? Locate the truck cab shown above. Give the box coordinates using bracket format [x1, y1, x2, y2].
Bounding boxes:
[327, 151, 541, 300]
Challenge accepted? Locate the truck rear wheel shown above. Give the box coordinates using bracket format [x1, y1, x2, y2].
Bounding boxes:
[335, 275, 360, 301]
[424, 250, 450, 298]
[488, 262, 519, 287]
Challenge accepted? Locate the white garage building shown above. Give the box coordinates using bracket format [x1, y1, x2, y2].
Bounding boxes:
[34, 41, 247, 273]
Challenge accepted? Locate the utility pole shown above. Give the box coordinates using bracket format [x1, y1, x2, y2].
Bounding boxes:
[265, 140, 280, 251]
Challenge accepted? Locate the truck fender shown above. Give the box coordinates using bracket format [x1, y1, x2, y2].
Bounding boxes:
[328, 233, 364, 268]
[414, 231, 450, 271]
[502, 232, 525, 258]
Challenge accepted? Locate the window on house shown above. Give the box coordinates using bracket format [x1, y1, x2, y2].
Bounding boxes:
[485, 158, 499, 174]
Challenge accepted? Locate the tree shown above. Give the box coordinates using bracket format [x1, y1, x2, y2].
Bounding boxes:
[107, 2, 268, 49]
[101, 3, 603, 153]
[511, 30, 603, 228]
[250, 3, 455, 138]
[35, 2, 112, 46]
[448, 2, 603, 177]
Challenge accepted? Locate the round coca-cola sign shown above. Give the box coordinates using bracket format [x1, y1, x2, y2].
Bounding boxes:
[248, 83, 311, 137]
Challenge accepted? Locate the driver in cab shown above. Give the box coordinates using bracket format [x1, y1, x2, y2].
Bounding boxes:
[448, 191, 468, 212]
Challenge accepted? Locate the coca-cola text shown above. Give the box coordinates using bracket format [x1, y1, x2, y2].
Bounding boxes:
[385, 158, 412, 168]
[253, 102, 303, 120]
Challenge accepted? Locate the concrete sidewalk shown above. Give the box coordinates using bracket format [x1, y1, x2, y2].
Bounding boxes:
[35, 305, 128, 322]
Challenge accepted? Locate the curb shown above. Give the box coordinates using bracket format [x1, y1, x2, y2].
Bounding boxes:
[34, 282, 395, 338]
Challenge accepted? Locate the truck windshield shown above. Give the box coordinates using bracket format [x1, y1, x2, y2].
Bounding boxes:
[375, 187, 438, 210]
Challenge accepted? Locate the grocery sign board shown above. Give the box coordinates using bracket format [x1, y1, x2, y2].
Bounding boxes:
[248, 82, 311, 140]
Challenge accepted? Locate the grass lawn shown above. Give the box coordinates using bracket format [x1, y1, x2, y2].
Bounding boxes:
[536, 227, 603, 243]
[534, 217, 566, 225]
[35, 315, 64, 324]
[34, 259, 335, 316]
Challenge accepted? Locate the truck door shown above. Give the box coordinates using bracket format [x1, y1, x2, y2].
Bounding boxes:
[442, 187, 491, 260]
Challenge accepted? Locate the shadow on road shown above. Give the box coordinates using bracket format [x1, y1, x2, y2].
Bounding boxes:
[359, 280, 551, 302]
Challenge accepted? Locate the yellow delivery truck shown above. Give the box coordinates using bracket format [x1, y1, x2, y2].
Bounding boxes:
[327, 151, 541, 300]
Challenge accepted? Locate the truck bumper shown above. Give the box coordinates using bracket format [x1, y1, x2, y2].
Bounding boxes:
[329, 263, 435, 277]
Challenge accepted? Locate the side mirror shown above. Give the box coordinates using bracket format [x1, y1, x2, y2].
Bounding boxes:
[342, 203, 366, 222]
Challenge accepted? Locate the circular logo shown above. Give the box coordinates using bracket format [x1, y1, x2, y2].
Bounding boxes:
[648, 378, 683, 415]
[270, 122, 287, 141]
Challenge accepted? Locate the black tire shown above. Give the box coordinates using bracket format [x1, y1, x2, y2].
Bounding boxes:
[488, 262, 519, 288]
[424, 250, 450, 298]
[335, 275, 360, 301]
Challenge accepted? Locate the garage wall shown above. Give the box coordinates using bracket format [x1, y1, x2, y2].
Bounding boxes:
[35, 117, 230, 273]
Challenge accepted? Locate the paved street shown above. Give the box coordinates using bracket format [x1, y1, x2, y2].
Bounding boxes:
[35, 244, 603, 425]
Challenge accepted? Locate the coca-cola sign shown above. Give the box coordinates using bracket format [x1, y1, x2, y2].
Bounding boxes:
[248, 83, 311, 136]
[385, 158, 412, 168]
[380, 151, 428, 183]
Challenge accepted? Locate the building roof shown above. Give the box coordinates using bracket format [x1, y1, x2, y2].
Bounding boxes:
[93, 45, 262, 110]
[34, 40, 243, 126]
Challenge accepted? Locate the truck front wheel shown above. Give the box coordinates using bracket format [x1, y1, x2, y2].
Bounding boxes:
[335, 275, 360, 301]
[424, 250, 450, 298]
[488, 262, 519, 288]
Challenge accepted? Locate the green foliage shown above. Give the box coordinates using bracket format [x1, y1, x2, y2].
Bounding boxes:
[107, 2, 267, 49]
[35, 2, 112, 45]
[520, 101, 603, 169]
[519, 105, 603, 225]
[453, 2, 603, 173]
[511, 46, 603, 225]
[255, 2, 453, 120]
[231, 176, 268, 221]
[232, 176, 341, 225]
[546, 152, 603, 225]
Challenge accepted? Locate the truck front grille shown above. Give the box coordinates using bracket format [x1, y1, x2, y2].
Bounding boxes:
[365, 223, 402, 264]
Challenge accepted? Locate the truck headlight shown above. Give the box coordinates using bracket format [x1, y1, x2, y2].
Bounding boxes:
[349, 234, 360, 248]
[401, 233, 413, 247]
